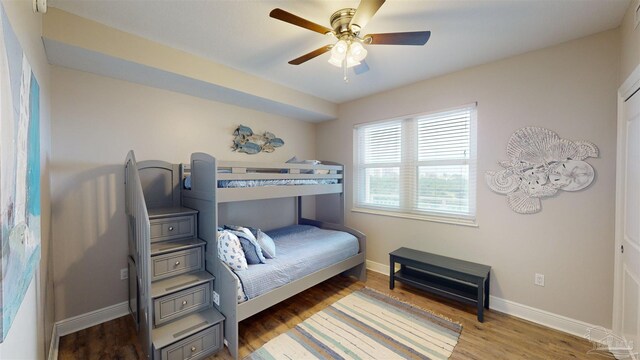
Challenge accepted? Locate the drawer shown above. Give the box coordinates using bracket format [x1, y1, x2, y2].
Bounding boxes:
[150, 215, 195, 242]
[160, 324, 221, 360]
[152, 247, 203, 281]
[154, 283, 211, 326]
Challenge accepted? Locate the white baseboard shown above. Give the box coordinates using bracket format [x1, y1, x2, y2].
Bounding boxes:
[365, 260, 610, 341]
[48, 301, 129, 359]
[47, 323, 58, 360]
[45, 262, 613, 359]
[56, 301, 129, 337]
[488, 296, 608, 340]
[366, 260, 389, 275]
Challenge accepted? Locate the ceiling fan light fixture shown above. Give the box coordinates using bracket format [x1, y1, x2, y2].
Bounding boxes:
[329, 40, 365, 68]
[328, 54, 361, 68]
[333, 40, 348, 55]
[328, 40, 347, 66]
[350, 42, 367, 62]
[328, 56, 343, 67]
[345, 56, 361, 68]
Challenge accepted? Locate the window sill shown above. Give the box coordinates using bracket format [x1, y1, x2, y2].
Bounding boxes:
[351, 207, 478, 227]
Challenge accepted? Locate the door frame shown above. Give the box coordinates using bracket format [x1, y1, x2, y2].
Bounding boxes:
[613, 63, 640, 355]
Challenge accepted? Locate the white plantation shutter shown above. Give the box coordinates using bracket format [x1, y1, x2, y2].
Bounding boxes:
[355, 120, 402, 208]
[354, 104, 476, 223]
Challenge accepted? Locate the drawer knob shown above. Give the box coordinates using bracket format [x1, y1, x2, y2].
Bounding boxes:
[182, 300, 188, 306]
[191, 346, 196, 352]
[168, 226, 174, 231]
[174, 261, 180, 266]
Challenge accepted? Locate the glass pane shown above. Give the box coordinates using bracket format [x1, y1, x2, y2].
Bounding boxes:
[364, 168, 400, 207]
[417, 165, 469, 214]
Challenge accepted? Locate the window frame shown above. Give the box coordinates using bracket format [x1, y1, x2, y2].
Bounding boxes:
[352, 104, 478, 227]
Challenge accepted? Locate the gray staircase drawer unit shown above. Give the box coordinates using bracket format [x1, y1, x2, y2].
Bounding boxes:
[160, 324, 222, 360]
[154, 282, 211, 326]
[152, 247, 204, 281]
[150, 215, 195, 242]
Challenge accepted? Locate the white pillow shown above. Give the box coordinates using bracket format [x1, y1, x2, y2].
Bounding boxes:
[217, 230, 248, 271]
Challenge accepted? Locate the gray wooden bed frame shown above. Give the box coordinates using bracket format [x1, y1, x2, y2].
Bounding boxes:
[125, 151, 153, 358]
[181, 152, 367, 359]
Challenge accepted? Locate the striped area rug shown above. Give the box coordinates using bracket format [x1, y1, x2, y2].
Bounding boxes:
[246, 288, 462, 360]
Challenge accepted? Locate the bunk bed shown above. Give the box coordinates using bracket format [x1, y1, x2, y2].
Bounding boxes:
[181, 152, 367, 359]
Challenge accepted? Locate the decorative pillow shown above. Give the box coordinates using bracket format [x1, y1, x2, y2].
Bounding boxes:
[225, 225, 267, 263]
[224, 224, 246, 232]
[217, 230, 248, 271]
[249, 227, 276, 259]
[235, 235, 262, 264]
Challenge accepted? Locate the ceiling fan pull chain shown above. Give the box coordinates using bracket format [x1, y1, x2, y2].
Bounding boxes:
[343, 56, 349, 83]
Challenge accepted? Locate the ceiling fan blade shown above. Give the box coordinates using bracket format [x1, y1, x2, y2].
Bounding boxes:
[353, 59, 370, 75]
[270, 8, 333, 35]
[288, 45, 333, 65]
[365, 31, 431, 45]
[349, 0, 386, 32]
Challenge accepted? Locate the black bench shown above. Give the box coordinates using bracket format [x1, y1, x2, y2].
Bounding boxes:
[389, 247, 491, 322]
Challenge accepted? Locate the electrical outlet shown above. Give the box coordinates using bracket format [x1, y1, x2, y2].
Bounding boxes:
[534, 273, 545, 287]
[120, 268, 128, 280]
[213, 291, 220, 306]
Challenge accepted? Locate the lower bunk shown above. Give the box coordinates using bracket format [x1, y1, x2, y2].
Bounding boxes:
[218, 219, 366, 359]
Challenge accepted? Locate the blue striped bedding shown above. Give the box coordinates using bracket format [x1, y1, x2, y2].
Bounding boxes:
[183, 175, 338, 189]
[234, 225, 359, 302]
[218, 178, 338, 188]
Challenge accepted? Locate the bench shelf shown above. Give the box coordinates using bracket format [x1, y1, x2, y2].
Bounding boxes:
[389, 247, 491, 322]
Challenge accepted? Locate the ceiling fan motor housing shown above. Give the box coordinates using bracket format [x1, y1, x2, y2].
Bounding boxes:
[330, 8, 359, 35]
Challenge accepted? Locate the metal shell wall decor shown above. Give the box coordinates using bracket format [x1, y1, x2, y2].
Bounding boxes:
[485, 127, 598, 214]
[232, 125, 285, 155]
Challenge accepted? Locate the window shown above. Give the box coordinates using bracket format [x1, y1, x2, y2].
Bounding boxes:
[354, 104, 477, 224]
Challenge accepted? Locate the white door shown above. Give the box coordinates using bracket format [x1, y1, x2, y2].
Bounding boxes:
[614, 73, 640, 360]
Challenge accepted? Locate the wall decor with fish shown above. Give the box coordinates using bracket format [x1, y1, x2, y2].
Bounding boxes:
[485, 127, 598, 214]
[232, 125, 285, 154]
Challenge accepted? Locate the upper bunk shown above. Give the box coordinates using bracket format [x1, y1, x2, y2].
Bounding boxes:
[181, 152, 344, 203]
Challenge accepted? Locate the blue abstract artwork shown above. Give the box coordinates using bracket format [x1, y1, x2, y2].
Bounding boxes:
[0, 4, 41, 342]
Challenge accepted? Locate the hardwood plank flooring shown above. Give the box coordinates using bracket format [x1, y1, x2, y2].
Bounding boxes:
[58, 271, 608, 359]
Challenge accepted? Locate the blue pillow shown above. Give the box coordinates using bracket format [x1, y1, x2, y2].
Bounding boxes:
[225, 225, 267, 263]
[237, 237, 262, 265]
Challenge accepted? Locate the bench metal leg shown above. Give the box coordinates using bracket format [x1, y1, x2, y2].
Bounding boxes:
[484, 274, 490, 309]
[389, 257, 395, 290]
[477, 278, 484, 322]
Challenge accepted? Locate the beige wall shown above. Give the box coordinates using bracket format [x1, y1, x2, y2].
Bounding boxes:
[0, 0, 53, 358]
[50, 67, 317, 320]
[621, 0, 640, 83]
[317, 30, 619, 327]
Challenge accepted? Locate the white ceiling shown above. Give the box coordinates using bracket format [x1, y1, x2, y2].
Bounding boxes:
[50, 0, 630, 104]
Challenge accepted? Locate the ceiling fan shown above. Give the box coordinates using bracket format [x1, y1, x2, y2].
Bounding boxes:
[269, 0, 431, 81]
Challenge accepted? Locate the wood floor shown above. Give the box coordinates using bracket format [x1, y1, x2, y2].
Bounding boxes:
[58, 270, 608, 360]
